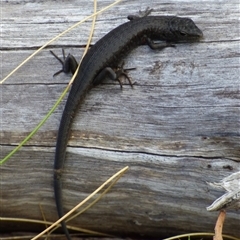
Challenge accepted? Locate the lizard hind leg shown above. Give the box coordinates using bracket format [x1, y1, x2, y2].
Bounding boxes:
[50, 49, 78, 76]
[114, 62, 135, 88]
[93, 62, 135, 88]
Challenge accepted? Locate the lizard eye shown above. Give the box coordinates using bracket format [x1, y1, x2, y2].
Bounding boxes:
[179, 31, 187, 36]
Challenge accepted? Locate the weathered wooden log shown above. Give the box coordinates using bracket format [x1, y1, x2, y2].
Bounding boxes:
[1, 0, 239, 238]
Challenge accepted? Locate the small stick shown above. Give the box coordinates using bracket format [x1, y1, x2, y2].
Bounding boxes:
[213, 210, 226, 240]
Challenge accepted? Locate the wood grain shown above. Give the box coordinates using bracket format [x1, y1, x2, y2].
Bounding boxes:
[1, 0, 239, 238]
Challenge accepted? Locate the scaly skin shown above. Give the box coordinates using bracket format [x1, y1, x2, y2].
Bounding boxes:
[52, 15, 203, 240]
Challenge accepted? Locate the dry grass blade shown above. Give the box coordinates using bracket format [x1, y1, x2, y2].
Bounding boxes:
[31, 166, 128, 240]
[0, 0, 124, 166]
[0, 0, 123, 85]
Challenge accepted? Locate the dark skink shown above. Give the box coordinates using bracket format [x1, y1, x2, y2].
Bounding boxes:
[51, 12, 203, 240]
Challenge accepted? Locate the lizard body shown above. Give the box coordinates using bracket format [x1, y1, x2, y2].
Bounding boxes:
[52, 13, 203, 240]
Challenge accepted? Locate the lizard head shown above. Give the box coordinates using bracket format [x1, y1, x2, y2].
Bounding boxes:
[169, 17, 203, 41]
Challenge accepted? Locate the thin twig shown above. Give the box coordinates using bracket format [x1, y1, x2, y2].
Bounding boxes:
[213, 210, 226, 240]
